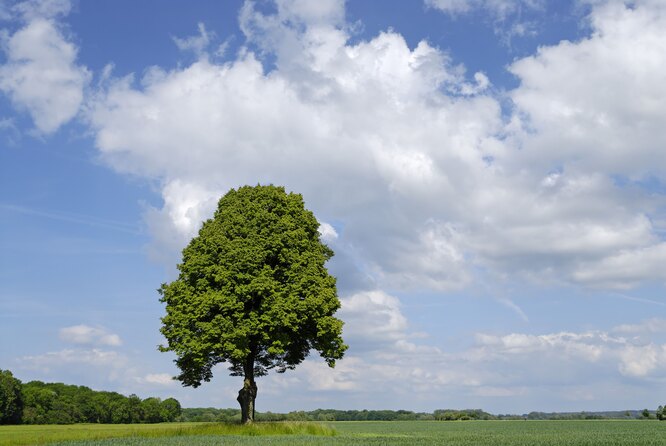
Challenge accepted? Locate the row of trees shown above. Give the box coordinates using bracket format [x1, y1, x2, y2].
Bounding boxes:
[179, 407, 666, 423]
[0, 370, 181, 425]
[179, 407, 496, 422]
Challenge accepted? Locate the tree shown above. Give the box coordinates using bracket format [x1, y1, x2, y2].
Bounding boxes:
[642, 408, 651, 419]
[0, 369, 23, 424]
[160, 398, 182, 422]
[127, 394, 143, 423]
[141, 398, 163, 423]
[159, 185, 347, 423]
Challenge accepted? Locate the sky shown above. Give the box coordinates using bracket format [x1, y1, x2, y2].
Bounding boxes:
[1, 0, 666, 414]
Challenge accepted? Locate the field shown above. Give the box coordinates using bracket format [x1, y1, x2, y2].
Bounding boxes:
[2, 420, 666, 446]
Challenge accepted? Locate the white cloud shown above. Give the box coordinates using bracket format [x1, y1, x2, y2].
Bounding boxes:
[298, 357, 360, 391]
[0, 0, 89, 134]
[425, 0, 474, 14]
[426, 0, 543, 16]
[172, 22, 213, 56]
[379, 221, 470, 291]
[473, 329, 666, 380]
[425, 0, 547, 48]
[17, 348, 127, 373]
[573, 243, 666, 288]
[85, 11, 502, 289]
[12, 0, 71, 20]
[617, 345, 658, 377]
[142, 180, 220, 267]
[339, 290, 408, 346]
[318, 222, 338, 242]
[336, 324, 666, 406]
[14, 348, 186, 398]
[136, 373, 177, 387]
[260, 321, 666, 411]
[27, 318, 666, 411]
[509, 0, 666, 177]
[59, 324, 123, 347]
[614, 318, 666, 335]
[474, 331, 609, 360]
[84, 0, 666, 294]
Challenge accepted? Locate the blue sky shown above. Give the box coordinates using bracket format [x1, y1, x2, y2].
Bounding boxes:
[1, 0, 666, 413]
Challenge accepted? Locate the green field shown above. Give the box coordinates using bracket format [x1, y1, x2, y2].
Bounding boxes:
[2, 421, 666, 446]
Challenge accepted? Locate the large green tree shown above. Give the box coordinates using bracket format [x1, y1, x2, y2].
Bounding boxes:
[0, 369, 23, 424]
[159, 185, 347, 423]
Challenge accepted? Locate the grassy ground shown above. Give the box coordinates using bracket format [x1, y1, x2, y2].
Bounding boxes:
[0, 422, 334, 446]
[2, 420, 666, 446]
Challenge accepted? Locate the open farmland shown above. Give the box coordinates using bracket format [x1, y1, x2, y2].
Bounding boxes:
[3, 420, 666, 446]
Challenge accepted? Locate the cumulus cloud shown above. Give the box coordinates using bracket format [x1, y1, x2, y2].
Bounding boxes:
[17, 348, 127, 373]
[265, 322, 666, 410]
[59, 324, 122, 347]
[473, 329, 666, 380]
[573, 243, 666, 288]
[509, 0, 666, 177]
[85, 0, 666, 293]
[425, 0, 544, 45]
[136, 373, 177, 387]
[12, 0, 71, 20]
[426, 0, 542, 17]
[0, 0, 89, 134]
[614, 318, 666, 335]
[172, 22, 213, 56]
[86, 0, 502, 290]
[14, 347, 185, 398]
[318, 221, 338, 242]
[142, 180, 220, 266]
[339, 290, 409, 346]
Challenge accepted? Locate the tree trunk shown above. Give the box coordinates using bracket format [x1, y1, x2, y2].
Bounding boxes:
[237, 357, 257, 424]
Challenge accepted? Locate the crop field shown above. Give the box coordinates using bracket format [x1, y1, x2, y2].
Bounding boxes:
[2, 420, 666, 446]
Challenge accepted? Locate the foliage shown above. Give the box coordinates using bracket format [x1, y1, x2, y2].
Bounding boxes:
[159, 185, 347, 422]
[179, 407, 654, 423]
[0, 370, 23, 425]
[433, 409, 495, 421]
[18, 380, 181, 425]
[526, 411, 609, 420]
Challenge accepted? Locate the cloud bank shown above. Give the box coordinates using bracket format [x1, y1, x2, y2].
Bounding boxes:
[80, 0, 666, 294]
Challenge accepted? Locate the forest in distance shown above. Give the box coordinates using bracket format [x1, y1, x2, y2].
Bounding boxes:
[2, 370, 666, 425]
[179, 407, 663, 423]
[0, 370, 181, 425]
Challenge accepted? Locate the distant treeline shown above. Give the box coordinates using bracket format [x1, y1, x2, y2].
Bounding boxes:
[180, 408, 666, 423]
[183, 408, 521, 422]
[180, 407, 497, 422]
[525, 411, 641, 420]
[1, 370, 181, 425]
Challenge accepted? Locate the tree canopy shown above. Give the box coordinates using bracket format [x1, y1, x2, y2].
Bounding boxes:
[159, 184, 347, 423]
[0, 369, 23, 425]
[0, 372, 182, 425]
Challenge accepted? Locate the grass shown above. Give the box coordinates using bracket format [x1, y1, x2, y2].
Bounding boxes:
[333, 420, 666, 445]
[0, 421, 335, 446]
[2, 420, 666, 446]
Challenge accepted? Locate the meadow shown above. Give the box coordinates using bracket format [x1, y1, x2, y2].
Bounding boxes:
[3, 420, 666, 446]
